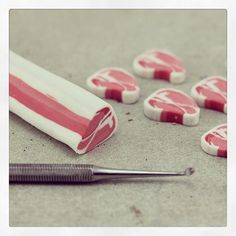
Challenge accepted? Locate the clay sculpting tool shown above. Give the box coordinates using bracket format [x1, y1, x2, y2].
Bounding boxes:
[9, 163, 195, 184]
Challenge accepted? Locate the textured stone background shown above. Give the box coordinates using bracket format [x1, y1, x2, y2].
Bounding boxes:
[9, 10, 227, 226]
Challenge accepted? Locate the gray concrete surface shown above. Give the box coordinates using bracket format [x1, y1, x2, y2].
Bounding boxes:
[9, 10, 227, 227]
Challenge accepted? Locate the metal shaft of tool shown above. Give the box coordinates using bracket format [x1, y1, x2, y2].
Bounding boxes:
[9, 163, 195, 184]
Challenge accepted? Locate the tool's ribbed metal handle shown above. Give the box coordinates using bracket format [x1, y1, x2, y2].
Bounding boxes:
[9, 163, 94, 183]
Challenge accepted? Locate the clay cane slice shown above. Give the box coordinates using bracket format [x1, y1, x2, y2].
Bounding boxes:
[144, 88, 200, 126]
[86, 68, 140, 104]
[10, 51, 118, 154]
[133, 49, 186, 84]
[191, 76, 227, 113]
[201, 124, 227, 158]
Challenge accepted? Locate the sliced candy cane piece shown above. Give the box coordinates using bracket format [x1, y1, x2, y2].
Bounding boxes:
[133, 49, 186, 84]
[10, 51, 118, 154]
[201, 124, 227, 158]
[144, 88, 200, 126]
[191, 76, 227, 113]
[86, 67, 140, 104]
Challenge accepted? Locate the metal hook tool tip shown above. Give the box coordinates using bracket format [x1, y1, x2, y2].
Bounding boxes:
[184, 167, 195, 176]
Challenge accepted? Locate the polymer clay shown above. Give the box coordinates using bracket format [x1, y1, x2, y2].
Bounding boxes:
[86, 67, 140, 104]
[144, 88, 200, 126]
[191, 76, 227, 113]
[10, 51, 118, 154]
[201, 124, 227, 158]
[133, 49, 186, 84]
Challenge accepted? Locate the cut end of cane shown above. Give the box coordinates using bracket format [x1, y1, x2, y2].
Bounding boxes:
[76, 106, 118, 154]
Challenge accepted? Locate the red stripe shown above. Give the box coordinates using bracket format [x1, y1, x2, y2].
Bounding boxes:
[154, 70, 171, 81]
[204, 99, 224, 112]
[217, 149, 227, 157]
[160, 110, 183, 124]
[105, 89, 122, 102]
[9, 74, 90, 136]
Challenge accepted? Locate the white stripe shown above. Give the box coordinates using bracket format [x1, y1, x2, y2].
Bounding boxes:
[10, 97, 81, 152]
[10, 51, 109, 120]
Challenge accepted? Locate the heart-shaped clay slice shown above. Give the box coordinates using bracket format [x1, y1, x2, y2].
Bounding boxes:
[144, 88, 200, 126]
[191, 76, 227, 113]
[133, 49, 186, 84]
[86, 67, 140, 104]
[201, 124, 227, 158]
